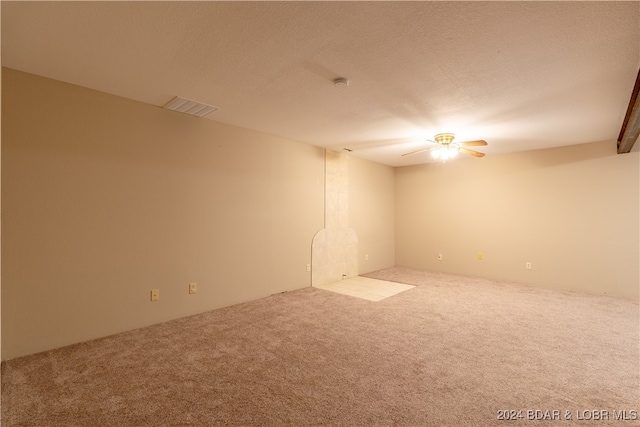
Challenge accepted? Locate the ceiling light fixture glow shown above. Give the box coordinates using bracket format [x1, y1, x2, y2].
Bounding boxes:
[431, 146, 458, 161]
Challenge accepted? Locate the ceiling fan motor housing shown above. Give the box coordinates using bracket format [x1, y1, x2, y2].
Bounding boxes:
[434, 133, 455, 145]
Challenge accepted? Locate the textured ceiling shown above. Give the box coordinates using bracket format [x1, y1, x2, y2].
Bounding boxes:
[2, 1, 639, 166]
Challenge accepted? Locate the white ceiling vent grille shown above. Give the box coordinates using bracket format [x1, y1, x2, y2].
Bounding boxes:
[162, 96, 218, 118]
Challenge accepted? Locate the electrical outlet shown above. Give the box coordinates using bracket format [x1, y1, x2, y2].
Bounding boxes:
[365, 254, 369, 261]
[150, 289, 159, 301]
[526, 262, 532, 270]
[189, 283, 197, 294]
[306, 264, 311, 272]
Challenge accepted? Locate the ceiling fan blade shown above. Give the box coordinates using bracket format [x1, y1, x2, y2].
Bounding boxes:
[459, 148, 485, 158]
[461, 139, 488, 147]
[401, 147, 432, 157]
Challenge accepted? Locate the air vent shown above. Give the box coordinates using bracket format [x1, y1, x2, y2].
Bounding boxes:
[162, 96, 218, 118]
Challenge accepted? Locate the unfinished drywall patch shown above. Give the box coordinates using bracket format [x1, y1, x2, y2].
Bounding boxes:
[312, 150, 358, 286]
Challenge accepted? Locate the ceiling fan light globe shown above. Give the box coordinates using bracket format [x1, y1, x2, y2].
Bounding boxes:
[431, 149, 441, 159]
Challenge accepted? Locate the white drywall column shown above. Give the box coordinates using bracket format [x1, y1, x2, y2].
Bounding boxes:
[311, 150, 358, 286]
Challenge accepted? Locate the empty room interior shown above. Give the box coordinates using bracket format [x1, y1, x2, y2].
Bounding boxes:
[1, 2, 639, 426]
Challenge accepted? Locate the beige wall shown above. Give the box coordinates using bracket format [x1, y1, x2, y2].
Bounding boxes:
[395, 141, 640, 299]
[349, 155, 395, 274]
[1, 69, 329, 360]
[1, 17, 3, 411]
[311, 150, 396, 286]
[4, 66, 633, 361]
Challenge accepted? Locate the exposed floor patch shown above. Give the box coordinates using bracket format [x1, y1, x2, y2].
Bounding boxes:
[314, 276, 414, 301]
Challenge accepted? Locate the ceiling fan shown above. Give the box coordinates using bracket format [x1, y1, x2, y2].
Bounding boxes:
[402, 133, 488, 160]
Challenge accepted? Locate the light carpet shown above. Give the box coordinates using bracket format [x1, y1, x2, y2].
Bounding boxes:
[2, 267, 638, 426]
